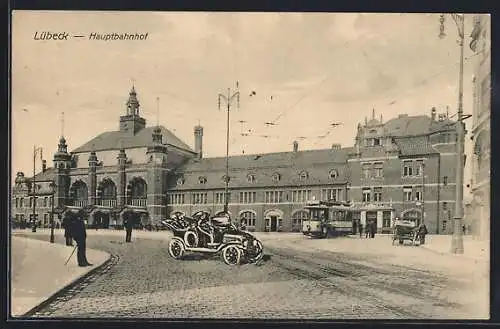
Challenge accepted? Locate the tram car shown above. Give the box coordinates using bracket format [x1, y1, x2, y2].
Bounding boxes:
[302, 200, 353, 238]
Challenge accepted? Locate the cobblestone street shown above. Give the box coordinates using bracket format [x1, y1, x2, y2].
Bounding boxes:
[13, 230, 488, 320]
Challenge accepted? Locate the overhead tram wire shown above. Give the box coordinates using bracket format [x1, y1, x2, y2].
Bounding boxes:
[239, 50, 478, 150]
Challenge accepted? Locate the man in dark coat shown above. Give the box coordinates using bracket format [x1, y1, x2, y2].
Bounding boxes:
[71, 215, 92, 267]
[370, 221, 376, 238]
[62, 214, 73, 246]
[124, 215, 134, 243]
[418, 223, 428, 245]
[359, 221, 363, 238]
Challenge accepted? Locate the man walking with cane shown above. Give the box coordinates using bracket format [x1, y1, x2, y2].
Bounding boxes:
[71, 213, 92, 267]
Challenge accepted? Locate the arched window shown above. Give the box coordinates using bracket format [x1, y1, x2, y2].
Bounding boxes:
[70, 181, 88, 200]
[221, 175, 229, 184]
[292, 210, 309, 231]
[128, 178, 147, 198]
[176, 176, 185, 186]
[99, 179, 116, 199]
[240, 211, 256, 227]
[199, 176, 207, 184]
[299, 171, 308, 181]
[272, 172, 281, 182]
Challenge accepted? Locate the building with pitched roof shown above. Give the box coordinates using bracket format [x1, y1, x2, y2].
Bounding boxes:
[468, 14, 490, 240]
[12, 86, 458, 234]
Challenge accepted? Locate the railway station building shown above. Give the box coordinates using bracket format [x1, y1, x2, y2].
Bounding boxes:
[12, 86, 458, 234]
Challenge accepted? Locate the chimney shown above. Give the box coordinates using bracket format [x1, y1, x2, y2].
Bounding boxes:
[331, 143, 341, 150]
[293, 140, 299, 152]
[42, 160, 47, 173]
[194, 125, 203, 159]
[431, 107, 437, 121]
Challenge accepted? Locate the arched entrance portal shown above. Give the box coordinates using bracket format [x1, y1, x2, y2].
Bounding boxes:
[93, 211, 111, 229]
[264, 209, 284, 232]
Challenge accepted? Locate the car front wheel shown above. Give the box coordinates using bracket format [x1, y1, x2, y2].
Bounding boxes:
[222, 245, 242, 265]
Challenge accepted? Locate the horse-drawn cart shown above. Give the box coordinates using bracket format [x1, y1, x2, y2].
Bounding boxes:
[392, 220, 419, 246]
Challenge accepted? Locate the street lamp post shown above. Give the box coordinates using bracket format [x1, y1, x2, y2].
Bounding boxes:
[49, 182, 56, 243]
[218, 82, 240, 214]
[421, 161, 426, 225]
[31, 145, 43, 232]
[439, 14, 466, 254]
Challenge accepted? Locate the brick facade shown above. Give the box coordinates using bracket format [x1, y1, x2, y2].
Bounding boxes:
[12, 87, 458, 234]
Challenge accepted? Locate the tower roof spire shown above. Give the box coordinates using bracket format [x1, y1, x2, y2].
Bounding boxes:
[60, 111, 65, 138]
[126, 82, 140, 116]
[156, 96, 160, 128]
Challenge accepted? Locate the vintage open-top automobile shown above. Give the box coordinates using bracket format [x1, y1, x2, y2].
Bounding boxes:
[162, 210, 264, 265]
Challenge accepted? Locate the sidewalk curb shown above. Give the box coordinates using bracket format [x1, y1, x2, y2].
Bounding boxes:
[19, 248, 113, 317]
[419, 244, 484, 262]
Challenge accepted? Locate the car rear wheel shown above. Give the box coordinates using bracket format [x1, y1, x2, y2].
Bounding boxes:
[168, 239, 185, 259]
[222, 245, 242, 265]
[184, 230, 198, 248]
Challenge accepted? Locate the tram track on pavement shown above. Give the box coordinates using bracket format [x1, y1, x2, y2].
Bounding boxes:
[266, 246, 430, 319]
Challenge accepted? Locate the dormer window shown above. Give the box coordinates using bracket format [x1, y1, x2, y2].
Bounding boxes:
[272, 172, 281, 182]
[221, 175, 230, 183]
[176, 177, 185, 186]
[198, 176, 207, 184]
[247, 174, 256, 183]
[299, 171, 308, 181]
[329, 169, 339, 179]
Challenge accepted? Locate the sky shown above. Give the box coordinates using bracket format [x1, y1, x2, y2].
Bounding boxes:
[11, 11, 486, 193]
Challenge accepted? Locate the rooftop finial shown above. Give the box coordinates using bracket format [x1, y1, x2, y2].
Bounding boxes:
[372, 108, 375, 120]
[156, 97, 160, 128]
[60, 111, 65, 138]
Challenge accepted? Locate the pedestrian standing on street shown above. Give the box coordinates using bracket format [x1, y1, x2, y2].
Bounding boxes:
[359, 222, 363, 238]
[124, 216, 134, 243]
[370, 222, 376, 238]
[418, 223, 428, 245]
[365, 223, 369, 238]
[62, 214, 73, 246]
[71, 215, 92, 267]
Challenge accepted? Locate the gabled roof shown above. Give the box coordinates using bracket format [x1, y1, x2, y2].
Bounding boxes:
[394, 136, 439, 156]
[384, 115, 454, 137]
[29, 168, 56, 182]
[71, 126, 195, 154]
